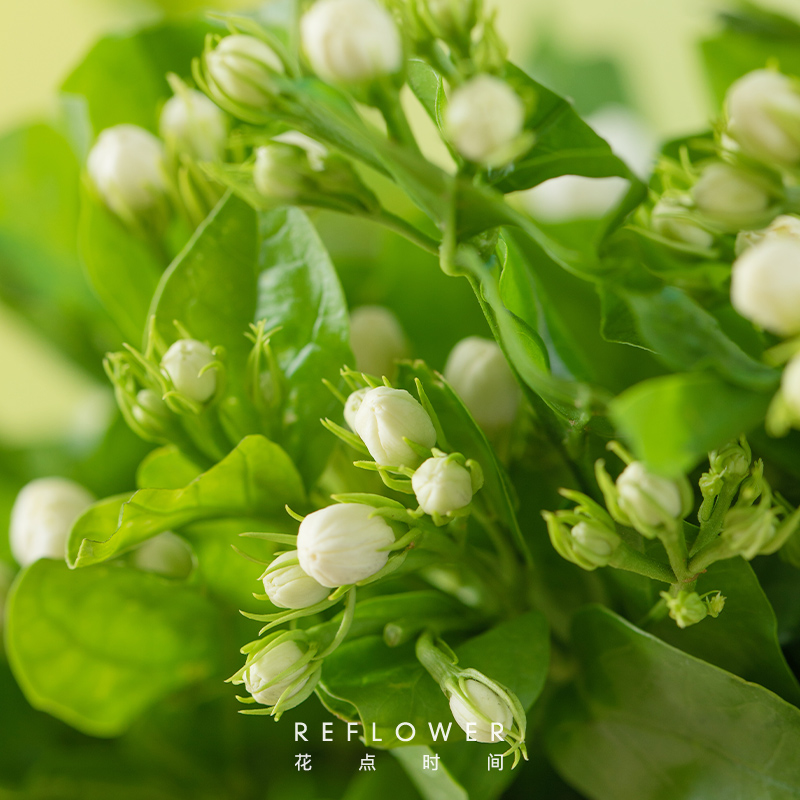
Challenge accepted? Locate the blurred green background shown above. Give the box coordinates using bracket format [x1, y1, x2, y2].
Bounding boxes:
[0, 0, 795, 450]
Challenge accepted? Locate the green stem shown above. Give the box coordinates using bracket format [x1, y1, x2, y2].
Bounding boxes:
[365, 208, 440, 254]
[609, 544, 676, 584]
[316, 587, 357, 659]
[415, 629, 457, 688]
[690, 482, 737, 556]
[372, 84, 422, 154]
[637, 597, 669, 628]
[687, 539, 731, 576]
[660, 525, 691, 584]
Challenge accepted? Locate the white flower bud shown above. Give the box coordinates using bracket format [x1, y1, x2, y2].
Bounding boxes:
[412, 456, 473, 515]
[297, 503, 395, 587]
[271, 131, 328, 171]
[10, 478, 94, 567]
[727, 70, 800, 167]
[344, 387, 369, 430]
[616, 462, 683, 528]
[730, 238, 800, 335]
[781, 354, 800, 417]
[131, 389, 169, 431]
[262, 550, 330, 609]
[160, 87, 228, 162]
[301, 0, 402, 83]
[449, 679, 513, 743]
[444, 337, 520, 434]
[131, 532, 193, 579]
[204, 35, 284, 110]
[736, 214, 800, 255]
[244, 640, 309, 705]
[651, 198, 714, 249]
[254, 144, 309, 200]
[445, 75, 525, 165]
[349, 306, 408, 379]
[353, 386, 437, 466]
[692, 163, 772, 231]
[87, 124, 167, 221]
[160, 339, 218, 403]
[570, 522, 620, 567]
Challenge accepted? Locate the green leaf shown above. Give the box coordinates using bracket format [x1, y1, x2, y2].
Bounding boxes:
[650, 558, 800, 705]
[546, 606, 800, 800]
[319, 611, 549, 748]
[67, 435, 305, 568]
[5, 559, 221, 737]
[255, 207, 352, 482]
[151, 192, 258, 379]
[393, 746, 468, 800]
[61, 19, 215, 135]
[610, 372, 771, 476]
[136, 445, 204, 489]
[79, 185, 163, 343]
[489, 64, 639, 193]
[621, 286, 779, 391]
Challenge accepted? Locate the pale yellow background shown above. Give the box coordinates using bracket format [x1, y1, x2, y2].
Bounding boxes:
[0, 0, 797, 444]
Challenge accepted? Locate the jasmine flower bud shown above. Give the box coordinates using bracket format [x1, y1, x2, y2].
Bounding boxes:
[301, 0, 403, 84]
[131, 389, 170, 433]
[661, 590, 708, 629]
[160, 339, 218, 404]
[412, 455, 474, 516]
[10, 478, 94, 567]
[616, 462, 683, 528]
[444, 337, 520, 435]
[721, 507, 778, 560]
[735, 214, 800, 255]
[204, 34, 284, 112]
[730, 238, 800, 335]
[271, 131, 328, 170]
[87, 124, 168, 223]
[254, 143, 311, 200]
[262, 550, 330, 609]
[423, 0, 478, 38]
[297, 503, 396, 587]
[445, 75, 525, 165]
[349, 305, 408, 380]
[160, 84, 228, 162]
[131, 532, 193, 579]
[344, 387, 369, 430]
[244, 640, 310, 705]
[651, 198, 714, 249]
[691, 163, 773, 232]
[448, 679, 514, 743]
[569, 521, 621, 568]
[353, 386, 437, 467]
[727, 70, 800, 167]
[782, 355, 800, 418]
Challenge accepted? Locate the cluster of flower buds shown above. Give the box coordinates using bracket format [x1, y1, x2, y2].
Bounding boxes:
[9, 478, 94, 567]
[416, 630, 527, 765]
[105, 321, 233, 461]
[660, 589, 725, 629]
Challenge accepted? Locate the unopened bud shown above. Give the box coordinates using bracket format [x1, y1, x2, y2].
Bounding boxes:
[721, 507, 777, 560]
[301, 0, 403, 83]
[203, 34, 284, 113]
[244, 639, 311, 705]
[160, 83, 228, 162]
[87, 124, 168, 224]
[444, 337, 520, 434]
[262, 550, 330, 608]
[692, 163, 777, 232]
[735, 214, 800, 255]
[131, 531, 193, 578]
[727, 69, 800, 167]
[731, 238, 800, 335]
[445, 75, 525, 165]
[412, 454, 476, 516]
[297, 503, 395, 587]
[344, 387, 369, 430]
[161, 339, 218, 404]
[661, 590, 708, 629]
[448, 678, 513, 743]
[349, 306, 408, 380]
[616, 462, 684, 528]
[651, 197, 714, 249]
[353, 386, 437, 467]
[10, 478, 94, 567]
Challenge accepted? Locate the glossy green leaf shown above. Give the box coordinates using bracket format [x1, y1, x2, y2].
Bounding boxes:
[255, 207, 352, 482]
[6, 559, 221, 737]
[320, 611, 548, 748]
[610, 371, 771, 476]
[61, 20, 214, 135]
[79, 185, 163, 343]
[151, 192, 258, 378]
[136, 445, 204, 490]
[546, 606, 800, 800]
[67, 435, 305, 567]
